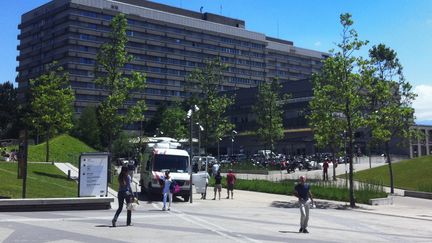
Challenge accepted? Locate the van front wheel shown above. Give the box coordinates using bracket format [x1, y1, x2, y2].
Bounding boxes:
[182, 195, 190, 202]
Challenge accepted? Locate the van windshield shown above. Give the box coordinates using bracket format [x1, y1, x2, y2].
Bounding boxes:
[153, 154, 189, 172]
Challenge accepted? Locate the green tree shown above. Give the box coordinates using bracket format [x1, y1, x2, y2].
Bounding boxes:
[159, 104, 187, 140]
[253, 78, 287, 154]
[112, 132, 136, 160]
[308, 13, 371, 207]
[0, 81, 19, 138]
[187, 58, 234, 152]
[307, 102, 344, 181]
[94, 13, 146, 152]
[367, 44, 416, 193]
[73, 106, 101, 149]
[144, 103, 168, 135]
[29, 63, 75, 162]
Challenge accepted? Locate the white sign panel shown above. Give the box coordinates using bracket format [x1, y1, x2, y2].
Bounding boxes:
[79, 153, 109, 197]
[192, 172, 207, 194]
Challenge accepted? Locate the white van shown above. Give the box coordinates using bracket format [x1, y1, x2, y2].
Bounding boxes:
[140, 137, 191, 202]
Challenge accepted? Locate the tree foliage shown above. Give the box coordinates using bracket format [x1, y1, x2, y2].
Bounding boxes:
[112, 131, 136, 160]
[308, 13, 372, 207]
[29, 63, 75, 162]
[253, 78, 287, 152]
[187, 58, 234, 152]
[72, 106, 101, 149]
[159, 103, 187, 140]
[0, 81, 19, 138]
[367, 44, 417, 193]
[94, 13, 146, 151]
[144, 103, 168, 135]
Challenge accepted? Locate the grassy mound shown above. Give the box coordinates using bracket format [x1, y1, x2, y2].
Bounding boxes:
[0, 163, 77, 199]
[352, 155, 432, 192]
[28, 134, 96, 166]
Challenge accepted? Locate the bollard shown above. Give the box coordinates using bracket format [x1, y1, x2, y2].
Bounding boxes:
[68, 170, 71, 180]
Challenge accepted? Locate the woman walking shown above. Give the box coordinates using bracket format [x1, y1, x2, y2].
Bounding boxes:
[112, 166, 134, 227]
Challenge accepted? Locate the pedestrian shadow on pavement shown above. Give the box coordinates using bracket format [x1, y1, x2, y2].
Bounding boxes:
[95, 224, 127, 228]
[270, 200, 349, 210]
[278, 230, 300, 234]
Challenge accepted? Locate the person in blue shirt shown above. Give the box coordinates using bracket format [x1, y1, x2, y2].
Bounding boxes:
[293, 175, 314, 233]
[159, 171, 173, 211]
[112, 166, 134, 227]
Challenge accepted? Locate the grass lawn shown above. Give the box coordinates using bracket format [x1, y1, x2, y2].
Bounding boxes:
[0, 163, 78, 198]
[28, 134, 96, 166]
[350, 155, 432, 192]
[209, 177, 386, 204]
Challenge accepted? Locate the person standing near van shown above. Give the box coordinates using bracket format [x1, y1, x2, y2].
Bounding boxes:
[112, 166, 133, 227]
[160, 171, 173, 211]
[226, 169, 236, 199]
[213, 171, 222, 200]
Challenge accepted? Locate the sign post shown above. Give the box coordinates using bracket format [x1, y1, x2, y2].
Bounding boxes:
[78, 152, 109, 197]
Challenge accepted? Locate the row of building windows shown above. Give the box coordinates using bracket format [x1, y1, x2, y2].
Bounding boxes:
[228, 67, 265, 77]
[74, 10, 265, 50]
[220, 56, 265, 68]
[73, 27, 265, 60]
[147, 78, 183, 87]
[268, 69, 311, 78]
[132, 54, 205, 68]
[268, 52, 317, 65]
[144, 88, 185, 97]
[73, 55, 266, 79]
[70, 45, 98, 53]
[230, 77, 263, 85]
[70, 68, 262, 87]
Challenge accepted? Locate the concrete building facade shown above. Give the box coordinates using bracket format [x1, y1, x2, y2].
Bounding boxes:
[16, 0, 327, 131]
[410, 125, 432, 158]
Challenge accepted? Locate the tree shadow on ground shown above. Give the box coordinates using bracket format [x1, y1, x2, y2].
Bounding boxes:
[270, 200, 350, 210]
[137, 192, 185, 204]
[34, 171, 68, 180]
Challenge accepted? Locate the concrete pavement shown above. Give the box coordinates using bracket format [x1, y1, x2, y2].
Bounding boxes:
[0, 188, 431, 242]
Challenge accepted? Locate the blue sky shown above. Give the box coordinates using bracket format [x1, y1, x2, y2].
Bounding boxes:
[1, 0, 431, 123]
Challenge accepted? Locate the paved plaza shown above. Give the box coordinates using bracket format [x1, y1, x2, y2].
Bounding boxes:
[0, 188, 431, 242]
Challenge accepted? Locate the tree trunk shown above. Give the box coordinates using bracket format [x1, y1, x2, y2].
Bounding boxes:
[385, 142, 394, 194]
[331, 148, 336, 181]
[46, 127, 50, 163]
[347, 116, 356, 208]
[348, 139, 355, 207]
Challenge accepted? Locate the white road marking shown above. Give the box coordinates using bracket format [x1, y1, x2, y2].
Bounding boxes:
[151, 202, 259, 243]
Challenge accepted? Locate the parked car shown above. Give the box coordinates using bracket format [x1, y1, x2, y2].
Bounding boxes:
[192, 156, 217, 171]
[219, 155, 230, 164]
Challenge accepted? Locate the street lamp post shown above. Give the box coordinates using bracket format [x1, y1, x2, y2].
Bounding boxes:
[187, 105, 199, 204]
[196, 123, 204, 156]
[231, 130, 237, 157]
[217, 137, 221, 162]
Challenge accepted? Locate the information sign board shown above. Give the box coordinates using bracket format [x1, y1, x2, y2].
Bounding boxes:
[78, 153, 109, 197]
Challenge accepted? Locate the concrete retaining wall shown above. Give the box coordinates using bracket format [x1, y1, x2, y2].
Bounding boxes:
[404, 191, 432, 200]
[0, 197, 114, 212]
